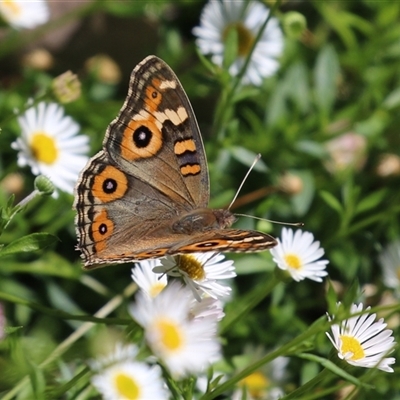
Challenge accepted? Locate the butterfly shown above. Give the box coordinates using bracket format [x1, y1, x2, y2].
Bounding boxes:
[74, 55, 277, 269]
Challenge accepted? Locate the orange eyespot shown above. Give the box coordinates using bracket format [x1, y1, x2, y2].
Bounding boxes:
[92, 209, 114, 253]
[121, 119, 163, 160]
[92, 165, 128, 202]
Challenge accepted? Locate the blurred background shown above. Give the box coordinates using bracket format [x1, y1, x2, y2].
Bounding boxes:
[1, 0, 400, 398]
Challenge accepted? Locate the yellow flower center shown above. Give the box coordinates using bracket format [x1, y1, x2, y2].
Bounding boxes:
[30, 132, 58, 164]
[157, 319, 183, 351]
[114, 372, 140, 399]
[239, 371, 269, 398]
[223, 22, 255, 57]
[177, 255, 206, 281]
[284, 253, 302, 270]
[2, 0, 21, 16]
[340, 335, 365, 360]
[149, 282, 167, 298]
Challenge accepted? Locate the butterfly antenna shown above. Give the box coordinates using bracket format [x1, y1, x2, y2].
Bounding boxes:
[228, 154, 304, 227]
[234, 213, 304, 227]
[228, 153, 261, 210]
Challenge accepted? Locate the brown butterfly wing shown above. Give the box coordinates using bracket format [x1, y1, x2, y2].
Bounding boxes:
[103, 55, 209, 210]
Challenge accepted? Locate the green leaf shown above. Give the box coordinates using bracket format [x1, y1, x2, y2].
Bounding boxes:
[314, 44, 340, 115]
[0, 252, 81, 278]
[0, 233, 58, 258]
[232, 87, 260, 103]
[319, 191, 343, 215]
[295, 140, 327, 158]
[0, 196, 15, 235]
[266, 80, 288, 127]
[6, 194, 15, 209]
[298, 353, 371, 388]
[196, 48, 218, 75]
[326, 279, 339, 314]
[354, 189, 388, 215]
[383, 86, 400, 110]
[285, 61, 311, 114]
[355, 111, 390, 138]
[4, 326, 23, 334]
[315, 4, 372, 49]
[28, 358, 46, 399]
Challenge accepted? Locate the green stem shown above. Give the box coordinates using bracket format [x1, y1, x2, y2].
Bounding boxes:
[219, 271, 281, 334]
[281, 368, 331, 400]
[0, 290, 129, 325]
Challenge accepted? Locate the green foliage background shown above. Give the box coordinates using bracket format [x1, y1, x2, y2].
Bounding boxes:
[0, 1, 399, 399]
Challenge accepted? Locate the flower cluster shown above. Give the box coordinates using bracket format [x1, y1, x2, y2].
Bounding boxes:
[90, 283, 223, 397]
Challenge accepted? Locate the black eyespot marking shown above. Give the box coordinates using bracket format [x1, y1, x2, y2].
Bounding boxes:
[152, 91, 158, 99]
[103, 178, 117, 194]
[99, 223, 108, 235]
[133, 126, 152, 148]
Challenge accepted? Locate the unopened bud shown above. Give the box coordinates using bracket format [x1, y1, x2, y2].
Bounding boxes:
[85, 54, 122, 85]
[22, 48, 54, 70]
[52, 70, 81, 104]
[278, 172, 303, 195]
[283, 11, 307, 39]
[34, 175, 54, 196]
[376, 153, 400, 177]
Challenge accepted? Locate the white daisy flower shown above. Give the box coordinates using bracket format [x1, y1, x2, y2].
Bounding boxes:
[0, 0, 49, 30]
[91, 361, 167, 400]
[131, 259, 168, 298]
[154, 252, 236, 301]
[90, 343, 168, 399]
[192, 0, 284, 85]
[378, 239, 400, 291]
[89, 343, 139, 372]
[327, 303, 396, 373]
[129, 281, 221, 377]
[11, 102, 89, 197]
[270, 228, 329, 282]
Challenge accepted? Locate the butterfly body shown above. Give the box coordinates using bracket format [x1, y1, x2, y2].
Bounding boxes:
[74, 55, 277, 269]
